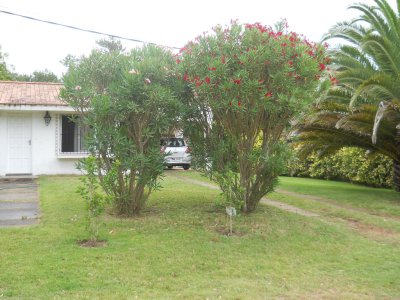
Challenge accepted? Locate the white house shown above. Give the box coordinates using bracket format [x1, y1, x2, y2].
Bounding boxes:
[0, 81, 87, 176]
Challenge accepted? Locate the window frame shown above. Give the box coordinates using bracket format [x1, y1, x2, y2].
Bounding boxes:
[56, 114, 89, 158]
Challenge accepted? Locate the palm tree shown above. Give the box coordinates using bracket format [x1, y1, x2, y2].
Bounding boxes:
[298, 0, 400, 191]
[296, 102, 397, 158]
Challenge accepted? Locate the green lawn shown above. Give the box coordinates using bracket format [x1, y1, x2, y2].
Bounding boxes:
[277, 176, 400, 216]
[0, 173, 399, 299]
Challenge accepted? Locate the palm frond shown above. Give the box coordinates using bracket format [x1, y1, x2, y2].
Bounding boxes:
[305, 0, 400, 172]
[323, 22, 367, 45]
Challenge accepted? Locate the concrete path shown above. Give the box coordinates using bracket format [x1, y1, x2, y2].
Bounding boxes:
[0, 180, 40, 227]
[168, 171, 319, 217]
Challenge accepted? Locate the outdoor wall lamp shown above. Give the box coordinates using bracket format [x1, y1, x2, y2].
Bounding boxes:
[44, 111, 52, 126]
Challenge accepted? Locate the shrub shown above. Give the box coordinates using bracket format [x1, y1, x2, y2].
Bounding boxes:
[178, 21, 328, 212]
[62, 42, 182, 216]
[286, 147, 393, 188]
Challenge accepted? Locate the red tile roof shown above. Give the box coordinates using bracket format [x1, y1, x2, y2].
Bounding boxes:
[0, 81, 67, 106]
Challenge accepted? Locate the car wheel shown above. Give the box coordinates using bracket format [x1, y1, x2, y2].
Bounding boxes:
[183, 165, 190, 170]
[168, 166, 173, 169]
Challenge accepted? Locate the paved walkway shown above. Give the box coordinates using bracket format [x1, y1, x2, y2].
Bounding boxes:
[0, 180, 40, 227]
[168, 172, 319, 217]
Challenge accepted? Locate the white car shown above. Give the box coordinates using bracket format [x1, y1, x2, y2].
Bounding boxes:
[161, 137, 191, 170]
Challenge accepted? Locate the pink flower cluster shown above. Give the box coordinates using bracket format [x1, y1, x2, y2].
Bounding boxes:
[177, 21, 330, 108]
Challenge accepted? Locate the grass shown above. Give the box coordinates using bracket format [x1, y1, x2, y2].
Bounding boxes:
[0, 172, 399, 299]
[277, 176, 400, 217]
[181, 170, 399, 208]
[180, 169, 400, 245]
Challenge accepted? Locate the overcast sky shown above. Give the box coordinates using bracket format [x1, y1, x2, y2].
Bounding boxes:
[0, 0, 393, 77]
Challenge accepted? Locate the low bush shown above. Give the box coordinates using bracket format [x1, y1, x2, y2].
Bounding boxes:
[286, 147, 393, 188]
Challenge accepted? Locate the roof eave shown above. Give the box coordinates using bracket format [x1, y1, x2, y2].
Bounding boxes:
[0, 104, 75, 112]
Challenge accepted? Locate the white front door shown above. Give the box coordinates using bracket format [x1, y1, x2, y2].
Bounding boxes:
[7, 113, 32, 174]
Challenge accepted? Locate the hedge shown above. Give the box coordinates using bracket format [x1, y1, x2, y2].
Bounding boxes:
[285, 147, 393, 188]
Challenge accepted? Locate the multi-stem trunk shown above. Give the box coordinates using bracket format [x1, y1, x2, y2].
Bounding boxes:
[237, 139, 263, 213]
[129, 183, 147, 215]
[238, 139, 252, 213]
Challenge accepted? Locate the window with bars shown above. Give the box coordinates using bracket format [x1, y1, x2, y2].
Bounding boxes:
[60, 115, 88, 154]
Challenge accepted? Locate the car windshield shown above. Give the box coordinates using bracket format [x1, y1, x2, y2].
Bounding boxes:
[161, 138, 185, 147]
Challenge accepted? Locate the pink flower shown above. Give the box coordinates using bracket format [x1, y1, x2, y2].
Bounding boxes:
[319, 63, 326, 71]
[183, 73, 189, 81]
[233, 79, 241, 84]
[144, 78, 151, 84]
[205, 77, 211, 84]
[176, 59, 181, 64]
[265, 92, 273, 97]
[238, 100, 242, 107]
[208, 67, 217, 71]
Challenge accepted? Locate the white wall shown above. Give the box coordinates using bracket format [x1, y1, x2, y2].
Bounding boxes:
[0, 111, 7, 175]
[0, 110, 83, 175]
[31, 111, 82, 175]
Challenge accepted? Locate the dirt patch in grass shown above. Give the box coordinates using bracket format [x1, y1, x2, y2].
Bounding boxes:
[343, 217, 399, 240]
[215, 226, 247, 237]
[76, 239, 107, 248]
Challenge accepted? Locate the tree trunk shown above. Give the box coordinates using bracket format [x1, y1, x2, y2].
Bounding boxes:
[245, 197, 259, 213]
[129, 183, 146, 215]
[394, 125, 400, 192]
[394, 159, 400, 192]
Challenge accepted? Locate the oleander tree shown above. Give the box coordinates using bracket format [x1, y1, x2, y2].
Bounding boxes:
[62, 42, 182, 215]
[177, 21, 328, 212]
